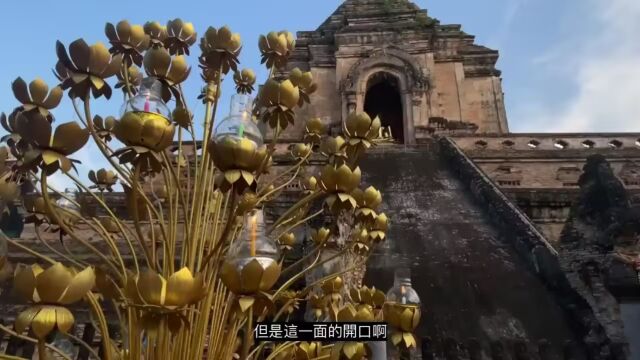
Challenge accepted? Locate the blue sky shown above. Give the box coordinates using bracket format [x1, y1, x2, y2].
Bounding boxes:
[0, 0, 638, 187]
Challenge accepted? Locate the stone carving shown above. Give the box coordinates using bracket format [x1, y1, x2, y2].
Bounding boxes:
[341, 46, 430, 95]
[618, 161, 640, 186]
[559, 154, 638, 358]
[427, 116, 478, 134]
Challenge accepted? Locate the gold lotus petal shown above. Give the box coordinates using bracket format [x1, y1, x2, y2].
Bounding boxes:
[12, 77, 30, 104]
[58, 267, 95, 305]
[137, 270, 166, 306]
[69, 39, 91, 71]
[105, 22, 117, 41]
[144, 47, 171, 77]
[125, 273, 143, 303]
[399, 307, 414, 331]
[116, 20, 132, 41]
[279, 80, 300, 109]
[165, 267, 196, 307]
[412, 307, 421, 328]
[55, 307, 75, 333]
[28, 78, 49, 104]
[224, 169, 242, 184]
[15, 307, 41, 334]
[31, 307, 57, 339]
[220, 261, 241, 294]
[36, 263, 73, 303]
[240, 259, 265, 293]
[365, 116, 380, 139]
[320, 165, 338, 191]
[403, 332, 416, 348]
[259, 261, 281, 291]
[51, 122, 89, 155]
[43, 86, 64, 109]
[168, 56, 189, 83]
[88, 42, 111, 75]
[103, 54, 122, 78]
[140, 115, 168, 149]
[232, 138, 259, 170]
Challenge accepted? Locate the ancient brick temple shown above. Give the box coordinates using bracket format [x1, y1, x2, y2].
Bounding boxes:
[279, 0, 640, 358]
[3, 0, 640, 359]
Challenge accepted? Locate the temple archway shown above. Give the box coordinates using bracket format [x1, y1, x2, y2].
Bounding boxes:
[364, 72, 404, 143]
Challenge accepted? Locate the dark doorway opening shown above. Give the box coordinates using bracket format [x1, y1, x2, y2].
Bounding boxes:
[364, 73, 404, 143]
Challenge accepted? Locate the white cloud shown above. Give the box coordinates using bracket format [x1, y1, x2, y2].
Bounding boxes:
[513, 0, 640, 133]
[488, 0, 528, 51]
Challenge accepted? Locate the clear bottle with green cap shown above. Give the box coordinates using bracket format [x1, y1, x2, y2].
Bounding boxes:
[213, 94, 263, 146]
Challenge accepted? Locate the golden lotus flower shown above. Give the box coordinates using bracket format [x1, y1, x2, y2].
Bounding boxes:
[105, 20, 150, 66]
[304, 117, 325, 145]
[320, 164, 361, 214]
[368, 213, 388, 243]
[114, 111, 175, 152]
[344, 112, 381, 140]
[208, 137, 269, 192]
[165, 19, 197, 55]
[98, 216, 121, 234]
[383, 302, 421, 332]
[88, 168, 118, 192]
[385, 303, 421, 350]
[320, 164, 361, 194]
[353, 186, 382, 209]
[278, 232, 296, 251]
[308, 294, 326, 320]
[220, 258, 281, 295]
[233, 68, 256, 94]
[14, 263, 95, 304]
[258, 79, 300, 130]
[302, 176, 317, 193]
[200, 26, 242, 75]
[353, 186, 382, 224]
[275, 290, 300, 316]
[258, 31, 295, 69]
[296, 342, 325, 360]
[320, 136, 347, 164]
[143, 47, 191, 102]
[333, 303, 375, 322]
[144, 21, 167, 47]
[310, 227, 331, 246]
[56, 39, 122, 99]
[290, 143, 312, 160]
[15, 305, 75, 340]
[321, 276, 344, 303]
[125, 267, 205, 308]
[350, 286, 385, 309]
[331, 342, 369, 360]
[1, 110, 23, 149]
[390, 331, 417, 350]
[116, 65, 143, 95]
[344, 112, 381, 159]
[11, 77, 62, 119]
[351, 227, 371, 254]
[172, 106, 193, 129]
[16, 112, 89, 174]
[289, 68, 317, 106]
[91, 115, 116, 142]
[237, 192, 259, 214]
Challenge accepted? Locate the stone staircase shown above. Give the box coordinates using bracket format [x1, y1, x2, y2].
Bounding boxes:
[360, 139, 614, 359]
